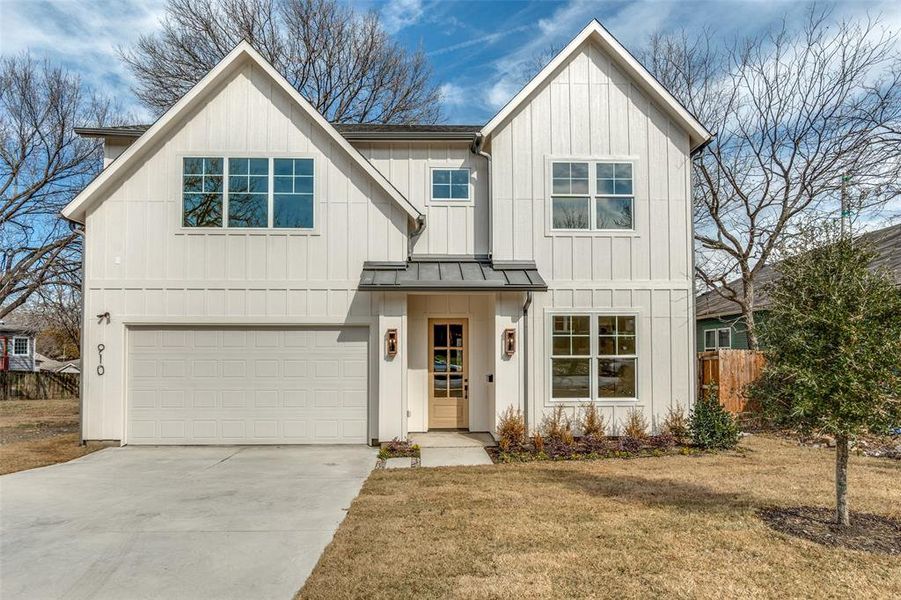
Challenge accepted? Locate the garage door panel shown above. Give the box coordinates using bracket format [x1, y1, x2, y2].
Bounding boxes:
[127, 326, 368, 445]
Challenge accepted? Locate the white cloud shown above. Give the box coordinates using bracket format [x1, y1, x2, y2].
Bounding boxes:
[0, 0, 165, 120]
[381, 0, 424, 34]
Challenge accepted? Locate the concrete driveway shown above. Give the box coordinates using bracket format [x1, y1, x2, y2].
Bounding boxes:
[0, 445, 375, 600]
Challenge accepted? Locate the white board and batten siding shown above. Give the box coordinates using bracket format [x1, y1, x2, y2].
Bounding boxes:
[489, 38, 695, 429]
[82, 58, 407, 441]
[356, 142, 489, 257]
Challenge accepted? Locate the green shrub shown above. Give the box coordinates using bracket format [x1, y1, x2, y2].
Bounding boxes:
[690, 387, 739, 449]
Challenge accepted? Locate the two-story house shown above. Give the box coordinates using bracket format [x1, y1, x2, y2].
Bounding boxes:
[64, 21, 711, 445]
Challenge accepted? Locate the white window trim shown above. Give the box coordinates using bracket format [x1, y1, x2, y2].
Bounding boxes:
[704, 327, 731, 350]
[12, 337, 29, 356]
[176, 152, 320, 235]
[428, 166, 472, 205]
[545, 156, 638, 236]
[545, 309, 640, 404]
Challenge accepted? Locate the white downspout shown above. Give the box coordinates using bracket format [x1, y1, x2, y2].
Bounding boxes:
[471, 133, 492, 258]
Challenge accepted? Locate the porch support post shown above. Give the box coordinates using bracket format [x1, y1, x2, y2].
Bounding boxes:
[493, 292, 524, 437]
[377, 292, 407, 442]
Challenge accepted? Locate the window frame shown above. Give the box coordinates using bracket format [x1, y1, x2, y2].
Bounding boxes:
[428, 166, 472, 205]
[546, 157, 637, 235]
[704, 327, 732, 350]
[12, 337, 29, 356]
[178, 152, 318, 234]
[546, 309, 640, 404]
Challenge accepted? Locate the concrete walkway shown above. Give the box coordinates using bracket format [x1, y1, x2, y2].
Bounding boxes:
[410, 432, 495, 467]
[0, 445, 374, 600]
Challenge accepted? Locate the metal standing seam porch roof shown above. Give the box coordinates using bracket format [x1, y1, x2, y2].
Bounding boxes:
[359, 257, 547, 291]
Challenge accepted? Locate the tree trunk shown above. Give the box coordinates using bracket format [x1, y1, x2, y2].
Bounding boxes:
[835, 434, 850, 526]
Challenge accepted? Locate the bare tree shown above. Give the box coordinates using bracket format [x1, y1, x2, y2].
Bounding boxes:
[645, 10, 901, 347]
[0, 54, 119, 320]
[14, 284, 82, 359]
[120, 0, 442, 123]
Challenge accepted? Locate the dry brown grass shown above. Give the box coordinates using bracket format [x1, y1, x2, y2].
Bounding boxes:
[298, 435, 901, 600]
[0, 398, 103, 475]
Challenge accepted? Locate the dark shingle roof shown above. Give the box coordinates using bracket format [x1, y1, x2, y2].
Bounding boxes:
[697, 223, 901, 319]
[75, 123, 483, 141]
[359, 257, 547, 291]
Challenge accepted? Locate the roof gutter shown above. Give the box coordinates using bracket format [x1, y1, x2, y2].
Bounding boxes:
[68, 220, 87, 445]
[471, 133, 492, 259]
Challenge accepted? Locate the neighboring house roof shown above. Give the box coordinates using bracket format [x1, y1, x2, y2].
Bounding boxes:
[359, 257, 548, 291]
[0, 325, 36, 337]
[480, 19, 713, 152]
[34, 353, 82, 373]
[74, 123, 484, 142]
[696, 223, 901, 319]
[63, 41, 422, 224]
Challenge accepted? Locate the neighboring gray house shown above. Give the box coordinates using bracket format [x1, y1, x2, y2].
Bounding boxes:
[0, 325, 37, 372]
[63, 21, 711, 445]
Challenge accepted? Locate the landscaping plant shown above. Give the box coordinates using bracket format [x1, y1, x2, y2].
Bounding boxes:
[661, 403, 689, 442]
[579, 403, 607, 439]
[622, 408, 649, 440]
[690, 387, 739, 450]
[749, 225, 901, 526]
[497, 407, 526, 452]
[540, 405, 573, 444]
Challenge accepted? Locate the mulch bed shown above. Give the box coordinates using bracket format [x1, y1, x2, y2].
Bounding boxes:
[486, 435, 708, 463]
[758, 506, 901, 555]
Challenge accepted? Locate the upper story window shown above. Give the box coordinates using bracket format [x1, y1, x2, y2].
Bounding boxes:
[183, 157, 223, 227]
[274, 158, 314, 228]
[228, 158, 269, 228]
[551, 160, 634, 231]
[182, 157, 315, 229]
[12, 338, 29, 356]
[431, 168, 470, 202]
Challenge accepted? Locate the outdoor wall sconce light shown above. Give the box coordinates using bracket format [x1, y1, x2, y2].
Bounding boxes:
[386, 328, 398, 357]
[503, 328, 516, 357]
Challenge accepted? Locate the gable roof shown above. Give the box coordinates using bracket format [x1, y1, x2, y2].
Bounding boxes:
[481, 20, 713, 152]
[62, 41, 422, 223]
[696, 223, 901, 319]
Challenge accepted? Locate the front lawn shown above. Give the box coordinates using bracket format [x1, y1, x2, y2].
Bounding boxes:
[298, 435, 900, 599]
[0, 398, 104, 475]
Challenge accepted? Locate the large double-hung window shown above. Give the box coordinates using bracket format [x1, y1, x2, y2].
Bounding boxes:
[550, 313, 637, 401]
[182, 157, 314, 229]
[551, 160, 634, 231]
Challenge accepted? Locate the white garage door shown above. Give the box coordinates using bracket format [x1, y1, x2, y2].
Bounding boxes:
[127, 326, 369, 445]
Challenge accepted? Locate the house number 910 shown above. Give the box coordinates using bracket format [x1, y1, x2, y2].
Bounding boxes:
[97, 343, 105, 376]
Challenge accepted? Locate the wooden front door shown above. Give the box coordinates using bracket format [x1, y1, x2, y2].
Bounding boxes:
[428, 319, 468, 429]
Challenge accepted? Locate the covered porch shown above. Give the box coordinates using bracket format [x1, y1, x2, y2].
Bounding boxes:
[359, 257, 546, 442]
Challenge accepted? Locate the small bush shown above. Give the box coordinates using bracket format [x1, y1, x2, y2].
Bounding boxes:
[541, 406, 573, 443]
[690, 387, 739, 449]
[379, 437, 420, 459]
[531, 431, 545, 453]
[497, 406, 526, 451]
[579, 403, 607, 439]
[661, 403, 689, 441]
[622, 408, 649, 440]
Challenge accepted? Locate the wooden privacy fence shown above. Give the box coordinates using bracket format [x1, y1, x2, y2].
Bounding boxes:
[0, 371, 80, 400]
[698, 349, 765, 413]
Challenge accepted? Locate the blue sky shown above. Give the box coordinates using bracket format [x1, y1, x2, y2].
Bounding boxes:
[1, 0, 899, 124]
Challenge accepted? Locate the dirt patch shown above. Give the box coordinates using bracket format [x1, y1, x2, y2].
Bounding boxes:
[758, 506, 901, 555]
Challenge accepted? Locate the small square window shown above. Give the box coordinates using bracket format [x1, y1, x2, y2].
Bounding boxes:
[718, 328, 731, 348]
[13, 338, 28, 356]
[432, 169, 470, 201]
[704, 329, 717, 350]
[596, 197, 633, 230]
